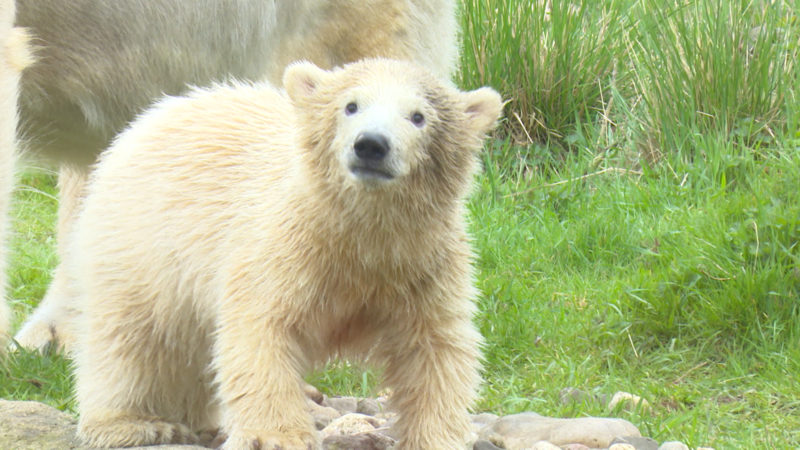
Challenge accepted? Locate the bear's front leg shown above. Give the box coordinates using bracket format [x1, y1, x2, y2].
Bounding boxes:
[213, 297, 317, 450]
[380, 312, 483, 450]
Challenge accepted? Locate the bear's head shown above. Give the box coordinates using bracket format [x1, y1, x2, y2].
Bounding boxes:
[284, 58, 502, 211]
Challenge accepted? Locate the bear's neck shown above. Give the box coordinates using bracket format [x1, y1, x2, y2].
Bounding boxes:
[285, 176, 466, 270]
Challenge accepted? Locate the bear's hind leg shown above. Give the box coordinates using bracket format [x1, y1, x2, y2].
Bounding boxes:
[77, 413, 198, 447]
[74, 288, 213, 447]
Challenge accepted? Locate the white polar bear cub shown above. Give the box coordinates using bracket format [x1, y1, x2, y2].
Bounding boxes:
[70, 59, 503, 449]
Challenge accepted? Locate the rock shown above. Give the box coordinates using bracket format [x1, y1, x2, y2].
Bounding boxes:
[356, 398, 383, 416]
[322, 432, 395, 450]
[372, 414, 399, 441]
[0, 400, 80, 450]
[471, 412, 500, 434]
[658, 441, 690, 450]
[608, 391, 650, 411]
[473, 439, 503, 450]
[559, 387, 594, 405]
[4, 397, 682, 450]
[128, 447, 207, 449]
[322, 413, 384, 438]
[560, 444, 590, 450]
[609, 444, 636, 450]
[530, 441, 561, 450]
[559, 387, 611, 407]
[472, 412, 500, 426]
[479, 412, 641, 449]
[374, 410, 397, 422]
[308, 399, 342, 430]
[324, 396, 359, 414]
[612, 435, 659, 450]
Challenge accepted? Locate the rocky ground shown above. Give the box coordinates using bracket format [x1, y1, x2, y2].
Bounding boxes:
[0, 391, 712, 450]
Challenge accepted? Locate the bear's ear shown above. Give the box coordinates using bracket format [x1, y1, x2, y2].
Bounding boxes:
[460, 87, 504, 134]
[284, 61, 332, 103]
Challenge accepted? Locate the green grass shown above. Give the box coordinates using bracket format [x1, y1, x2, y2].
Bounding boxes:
[4, 0, 800, 448]
[468, 136, 800, 447]
[5, 168, 58, 318]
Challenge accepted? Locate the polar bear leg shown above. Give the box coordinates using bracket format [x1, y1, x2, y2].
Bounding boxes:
[14, 165, 87, 353]
[74, 286, 216, 446]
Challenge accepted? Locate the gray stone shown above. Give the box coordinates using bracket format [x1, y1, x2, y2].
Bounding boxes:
[128, 447, 208, 449]
[473, 439, 503, 450]
[609, 444, 636, 450]
[471, 412, 500, 427]
[373, 414, 400, 441]
[471, 412, 500, 435]
[560, 444, 590, 450]
[308, 399, 342, 430]
[658, 441, 691, 450]
[356, 398, 383, 416]
[0, 400, 80, 450]
[612, 435, 659, 450]
[559, 387, 594, 405]
[559, 387, 611, 407]
[324, 396, 359, 414]
[529, 441, 561, 450]
[479, 412, 641, 450]
[3, 398, 676, 450]
[322, 432, 395, 450]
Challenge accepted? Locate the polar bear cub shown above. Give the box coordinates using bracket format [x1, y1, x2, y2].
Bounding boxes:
[70, 58, 503, 449]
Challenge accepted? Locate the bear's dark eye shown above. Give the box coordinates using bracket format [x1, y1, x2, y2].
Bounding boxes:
[411, 112, 425, 127]
[345, 102, 358, 115]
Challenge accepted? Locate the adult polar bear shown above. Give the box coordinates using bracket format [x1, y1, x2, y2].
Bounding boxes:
[0, 0, 30, 350]
[10, 0, 459, 351]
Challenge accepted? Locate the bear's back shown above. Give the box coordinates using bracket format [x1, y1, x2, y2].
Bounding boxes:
[74, 82, 299, 301]
[91, 82, 297, 206]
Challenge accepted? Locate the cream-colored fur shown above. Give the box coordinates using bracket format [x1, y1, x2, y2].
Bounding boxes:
[0, 0, 31, 350]
[13, 0, 460, 352]
[70, 59, 502, 449]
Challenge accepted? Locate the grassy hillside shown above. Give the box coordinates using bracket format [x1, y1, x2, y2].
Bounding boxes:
[3, 1, 799, 448]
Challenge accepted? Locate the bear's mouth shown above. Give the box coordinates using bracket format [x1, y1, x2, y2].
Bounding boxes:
[349, 165, 395, 182]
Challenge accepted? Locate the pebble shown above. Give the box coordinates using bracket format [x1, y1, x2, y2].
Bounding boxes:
[356, 398, 383, 416]
[612, 435, 660, 450]
[658, 442, 691, 450]
[307, 399, 341, 430]
[471, 412, 500, 433]
[559, 387, 596, 405]
[609, 444, 636, 450]
[529, 441, 562, 450]
[473, 440, 503, 450]
[322, 432, 395, 450]
[479, 412, 641, 449]
[560, 444, 590, 450]
[321, 413, 384, 438]
[324, 396, 359, 414]
[608, 391, 650, 411]
[0, 396, 711, 450]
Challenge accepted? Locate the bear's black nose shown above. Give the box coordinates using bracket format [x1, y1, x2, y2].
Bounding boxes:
[353, 132, 390, 161]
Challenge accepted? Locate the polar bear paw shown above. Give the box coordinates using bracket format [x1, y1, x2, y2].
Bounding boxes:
[78, 415, 199, 447]
[219, 429, 318, 450]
